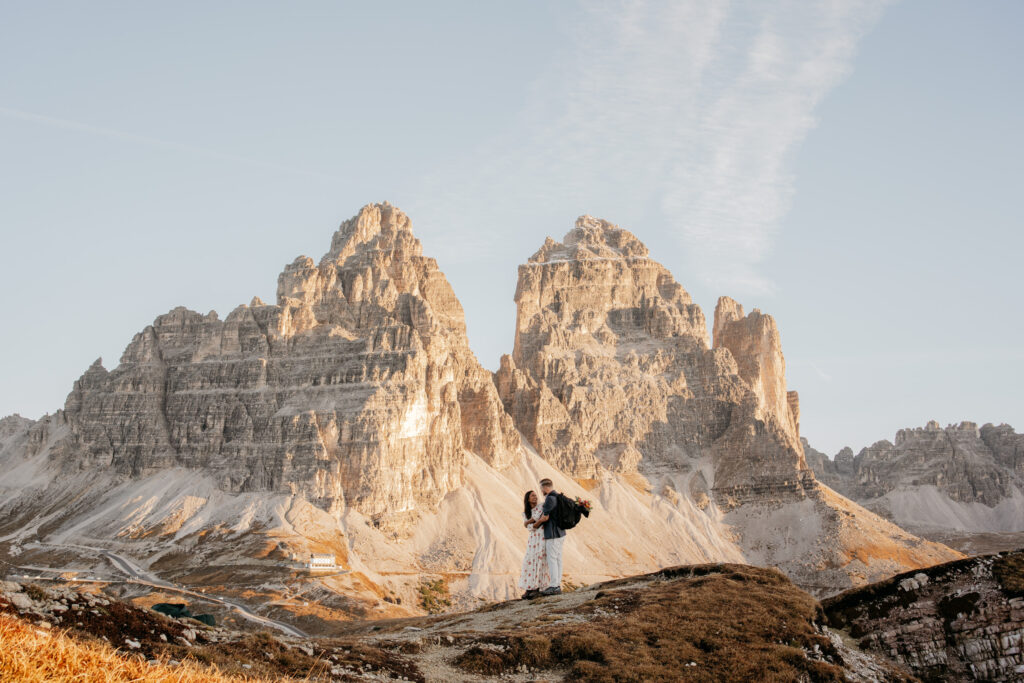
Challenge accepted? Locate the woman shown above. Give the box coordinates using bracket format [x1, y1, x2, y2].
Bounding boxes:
[518, 489, 549, 599]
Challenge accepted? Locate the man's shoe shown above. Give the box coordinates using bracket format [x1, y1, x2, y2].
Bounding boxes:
[540, 586, 562, 596]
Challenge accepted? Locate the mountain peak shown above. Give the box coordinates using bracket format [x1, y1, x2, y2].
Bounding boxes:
[325, 201, 418, 265]
[528, 215, 649, 264]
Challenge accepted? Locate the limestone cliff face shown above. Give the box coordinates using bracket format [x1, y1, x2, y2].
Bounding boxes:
[982, 423, 1024, 479]
[712, 297, 801, 452]
[495, 216, 808, 497]
[802, 440, 855, 494]
[709, 296, 808, 494]
[1, 207, 963, 602]
[495, 216, 960, 592]
[57, 203, 518, 529]
[0, 414, 34, 447]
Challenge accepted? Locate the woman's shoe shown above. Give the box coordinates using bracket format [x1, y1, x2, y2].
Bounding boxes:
[522, 589, 540, 599]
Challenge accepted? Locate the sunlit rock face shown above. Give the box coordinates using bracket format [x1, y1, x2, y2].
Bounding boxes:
[495, 216, 961, 591]
[58, 203, 518, 530]
[495, 215, 807, 497]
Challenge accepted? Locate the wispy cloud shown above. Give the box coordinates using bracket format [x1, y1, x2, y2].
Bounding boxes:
[0, 105, 345, 183]
[809, 362, 833, 382]
[412, 0, 889, 295]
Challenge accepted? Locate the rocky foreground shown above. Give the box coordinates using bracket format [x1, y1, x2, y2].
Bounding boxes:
[6, 553, 1023, 681]
[823, 549, 1024, 682]
[1, 564, 921, 682]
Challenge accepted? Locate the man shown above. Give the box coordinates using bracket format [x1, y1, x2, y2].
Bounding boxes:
[531, 478, 565, 596]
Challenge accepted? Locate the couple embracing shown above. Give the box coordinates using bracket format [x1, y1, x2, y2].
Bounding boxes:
[517, 477, 589, 599]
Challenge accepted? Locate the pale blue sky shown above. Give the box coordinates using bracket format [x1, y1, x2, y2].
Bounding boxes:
[1, 1, 1021, 456]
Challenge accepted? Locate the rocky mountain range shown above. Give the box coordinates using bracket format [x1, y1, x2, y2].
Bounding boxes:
[805, 422, 1024, 551]
[0, 203, 960, 625]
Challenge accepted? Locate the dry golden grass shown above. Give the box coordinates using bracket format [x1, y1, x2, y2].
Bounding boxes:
[453, 564, 886, 682]
[0, 613, 271, 683]
[993, 549, 1024, 594]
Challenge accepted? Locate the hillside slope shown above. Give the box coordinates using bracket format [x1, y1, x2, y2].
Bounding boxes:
[1, 564, 917, 682]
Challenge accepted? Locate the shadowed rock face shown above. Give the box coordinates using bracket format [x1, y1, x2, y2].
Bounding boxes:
[495, 215, 807, 497]
[56, 203, 518, 529]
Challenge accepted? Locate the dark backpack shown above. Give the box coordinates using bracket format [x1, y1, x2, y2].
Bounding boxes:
[553, 492, 588, 530]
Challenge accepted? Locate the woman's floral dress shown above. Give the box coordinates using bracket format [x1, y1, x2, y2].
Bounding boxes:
[518, 502, 549, 591]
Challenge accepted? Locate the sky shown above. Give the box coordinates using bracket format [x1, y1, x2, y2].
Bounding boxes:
[1, 1, 1021, 456]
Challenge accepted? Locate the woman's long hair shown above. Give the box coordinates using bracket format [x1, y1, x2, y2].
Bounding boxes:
[523, 490, 535, 519]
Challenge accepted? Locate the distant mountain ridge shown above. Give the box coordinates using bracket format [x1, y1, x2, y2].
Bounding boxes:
[804, 421, 1024, 546]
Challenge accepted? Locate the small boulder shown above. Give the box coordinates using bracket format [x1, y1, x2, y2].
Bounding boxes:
[8, 593, 33, 611]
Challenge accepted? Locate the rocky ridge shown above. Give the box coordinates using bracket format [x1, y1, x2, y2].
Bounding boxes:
[0, 565, 923, 682]
[805, 422, 1024, 543]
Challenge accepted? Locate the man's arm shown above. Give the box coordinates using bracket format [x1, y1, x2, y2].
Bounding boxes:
[534, 494, 556, 528]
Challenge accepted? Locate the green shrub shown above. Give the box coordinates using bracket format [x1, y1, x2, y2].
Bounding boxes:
[418, 578, 451, 614]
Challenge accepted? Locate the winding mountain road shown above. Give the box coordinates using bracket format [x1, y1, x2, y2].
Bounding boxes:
[30, 543, 307, 638]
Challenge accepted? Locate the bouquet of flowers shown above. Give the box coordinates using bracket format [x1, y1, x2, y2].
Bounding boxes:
[574, 496, 592, 517]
